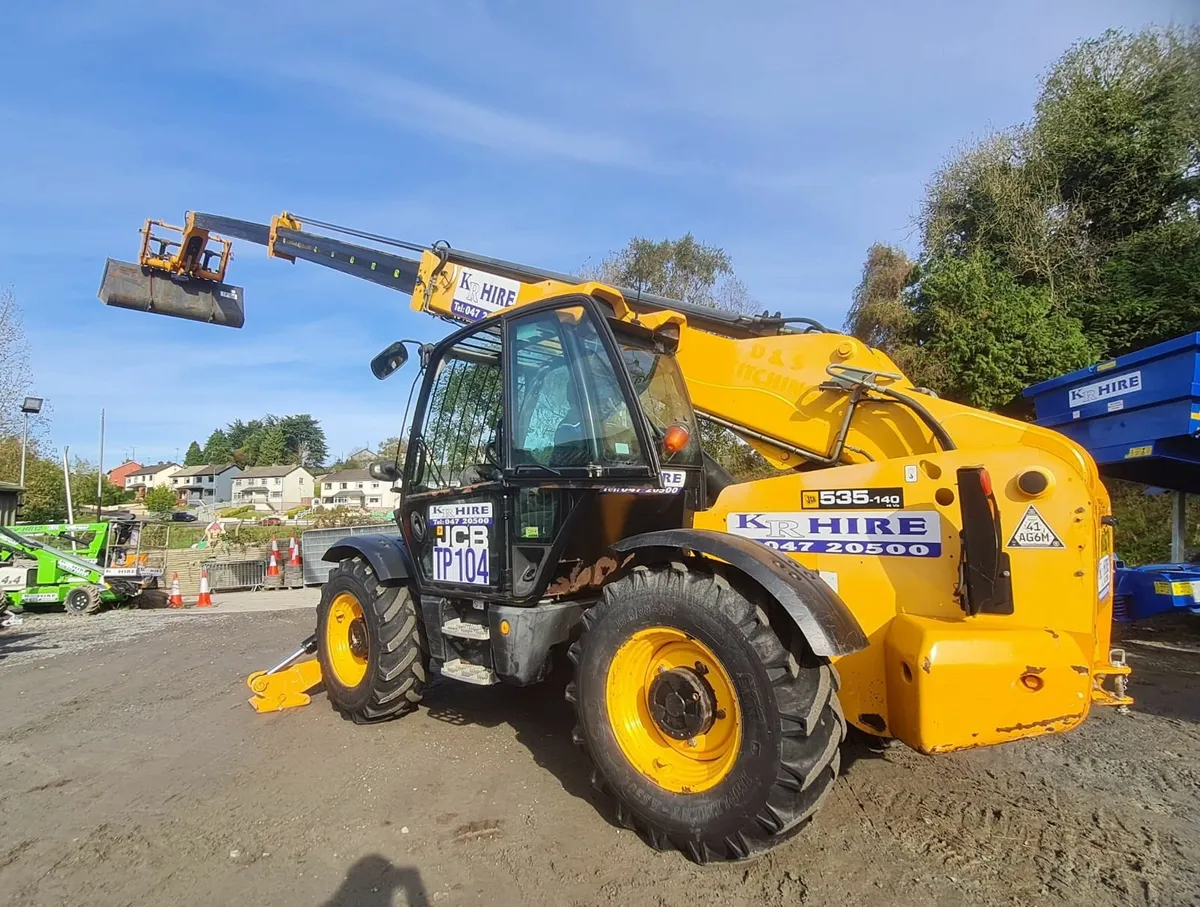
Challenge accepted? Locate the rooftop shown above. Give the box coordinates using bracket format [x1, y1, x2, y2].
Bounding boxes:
[174, 463, 237, 478]
[238, 465, 309, 479]
[322, 469, 373, 483]
[127, 462, 178, 477]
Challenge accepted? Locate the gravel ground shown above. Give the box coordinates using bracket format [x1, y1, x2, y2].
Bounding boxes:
[0, 608, 1197, 907]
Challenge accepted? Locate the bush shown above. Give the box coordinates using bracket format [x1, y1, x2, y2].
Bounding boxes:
[310, 507, 387, 529]
[144, 485, 177, 514]
[218, 505, 257, 518]
[1108, 479, 1200, 565]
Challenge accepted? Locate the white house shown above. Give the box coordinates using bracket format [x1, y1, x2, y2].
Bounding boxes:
[230, 465, 315, 512]
[124, 463, 180, 498]
[318, 468, 400, 512]
[171, 463, 242, 506]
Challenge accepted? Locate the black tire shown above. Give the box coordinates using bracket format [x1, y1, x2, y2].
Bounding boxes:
[63, 585, 104, 616]
[316, 556, 427, 723]
[567, 561, 844, 863]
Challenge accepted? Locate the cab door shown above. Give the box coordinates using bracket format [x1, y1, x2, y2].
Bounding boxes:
[400, 319, 508, 599]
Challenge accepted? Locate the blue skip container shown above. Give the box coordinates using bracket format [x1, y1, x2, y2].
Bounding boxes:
[1024, 333, 1200, 492]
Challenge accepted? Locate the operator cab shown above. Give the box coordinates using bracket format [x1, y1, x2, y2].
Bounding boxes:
[389, 293, 706, 611]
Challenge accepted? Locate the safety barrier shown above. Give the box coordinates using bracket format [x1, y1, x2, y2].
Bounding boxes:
[204, 558, 267, 592]
[301, 525, 387, 585]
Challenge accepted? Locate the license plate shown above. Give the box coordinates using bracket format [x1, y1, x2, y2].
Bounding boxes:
[430, 502, 493, 586]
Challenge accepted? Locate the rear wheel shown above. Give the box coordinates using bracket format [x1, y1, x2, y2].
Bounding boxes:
[316, 557, 427, 723]
[567, 561, 844, 862]
[63, 585, 104, 616]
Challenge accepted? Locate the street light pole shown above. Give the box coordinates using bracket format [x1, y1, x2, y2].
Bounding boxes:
[19, 410, 28, 488]
[18, 397, 43, 489]
[97, 408, 106, 521]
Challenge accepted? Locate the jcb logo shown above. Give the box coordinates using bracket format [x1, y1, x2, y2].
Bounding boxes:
[437, 525, 488, 548]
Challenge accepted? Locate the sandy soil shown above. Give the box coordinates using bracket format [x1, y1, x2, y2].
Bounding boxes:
[0, 607, 1196, 907]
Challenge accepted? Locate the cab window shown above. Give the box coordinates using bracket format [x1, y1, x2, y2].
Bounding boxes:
[510, 305, 645, 470]
[410, 325, 503, 490]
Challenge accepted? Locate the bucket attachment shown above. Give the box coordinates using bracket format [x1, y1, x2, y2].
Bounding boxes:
[98, 258, 246, 329]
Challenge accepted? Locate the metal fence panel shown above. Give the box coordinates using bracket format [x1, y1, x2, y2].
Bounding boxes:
[205, 559, 267, 592]
[301, 525, 390, 585]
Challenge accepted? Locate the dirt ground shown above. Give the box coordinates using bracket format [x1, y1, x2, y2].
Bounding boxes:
[1, 605, 1197, 907]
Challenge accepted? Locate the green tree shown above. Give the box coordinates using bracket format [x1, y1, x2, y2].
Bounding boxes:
[587, 234, 755, 313]
[16, 452, 68, 523]
[73, 474, 133, 510]
[277, 414, 327, 467]
[255, 426, 287, 465]
[904, 252, 1095, 410]
[144, 484, 176, 514]
[1034, 28, 1200, 244]
[202, 429, 232, 463]
[845, 244, 918, 363]
[183, 441, 204, 466]
[0, 286, 34, 438]
[377, 435, 407, 467]
[852, 26, 1199, 405]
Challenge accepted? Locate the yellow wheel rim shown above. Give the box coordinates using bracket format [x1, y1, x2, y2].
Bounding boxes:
[605, 626, 742, 794]
[326, 592, 368, 688]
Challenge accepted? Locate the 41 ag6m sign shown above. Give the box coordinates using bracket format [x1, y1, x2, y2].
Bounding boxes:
[727, 510, 942, 558]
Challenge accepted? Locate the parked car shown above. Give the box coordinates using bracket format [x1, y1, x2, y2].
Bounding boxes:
[260, 517, 282, 526]
[170, 511, 198, 522]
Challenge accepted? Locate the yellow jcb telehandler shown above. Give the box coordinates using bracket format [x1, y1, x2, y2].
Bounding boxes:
[99, 212, 1131, 862]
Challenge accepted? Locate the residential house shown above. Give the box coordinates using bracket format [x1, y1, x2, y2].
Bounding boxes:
[318, 468, 400, 512]
[230, 465, 315, 512]
[171, 463, 242, 506]
[346, 448, 378, 464]
[124, 463, 180, 499]
[106, 460, 142, 488]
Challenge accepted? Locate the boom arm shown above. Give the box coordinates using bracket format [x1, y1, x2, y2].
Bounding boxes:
[97, 210, 1080, 472]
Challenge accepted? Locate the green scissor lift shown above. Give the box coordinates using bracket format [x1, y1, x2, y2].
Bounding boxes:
[0, 520, 165, 616]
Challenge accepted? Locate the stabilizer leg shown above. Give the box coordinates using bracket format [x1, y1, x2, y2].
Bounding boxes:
[246, 634, 321, 713]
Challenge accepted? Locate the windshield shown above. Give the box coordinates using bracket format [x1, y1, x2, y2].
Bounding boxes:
[618, 345, 702, 468]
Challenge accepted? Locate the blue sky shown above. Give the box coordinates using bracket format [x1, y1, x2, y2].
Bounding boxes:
[0, 0, 1193, 467]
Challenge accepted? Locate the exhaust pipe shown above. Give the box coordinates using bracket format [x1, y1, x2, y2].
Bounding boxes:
[98, 258, 245, 329]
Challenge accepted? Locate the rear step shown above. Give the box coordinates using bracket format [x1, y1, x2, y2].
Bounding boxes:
[439, 659, 498, 686]
[442, 618, 490, 641]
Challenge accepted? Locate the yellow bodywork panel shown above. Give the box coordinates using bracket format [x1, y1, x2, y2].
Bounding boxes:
[246, 659, 322, 713]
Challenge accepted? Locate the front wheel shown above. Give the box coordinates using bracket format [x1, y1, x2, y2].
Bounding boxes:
[316, 557, 427, 723]
[63, 584, 104, 616]
[567, 561, 844, 862]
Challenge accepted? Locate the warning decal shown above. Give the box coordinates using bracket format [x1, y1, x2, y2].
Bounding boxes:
[1007, 505, 1064, 549]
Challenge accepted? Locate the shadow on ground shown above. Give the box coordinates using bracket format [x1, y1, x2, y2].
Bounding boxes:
[421, 663, 623, 830]
[322, 855, 428, 907]
[1115, 613, 1200, 725]
[0, 629, 57, 660]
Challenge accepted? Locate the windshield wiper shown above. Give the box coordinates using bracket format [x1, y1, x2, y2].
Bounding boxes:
[513, 463, 562, 477]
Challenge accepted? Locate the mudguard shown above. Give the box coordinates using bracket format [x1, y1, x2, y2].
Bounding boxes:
[612, 528, 868, 657]
[322, 533, 412, 584]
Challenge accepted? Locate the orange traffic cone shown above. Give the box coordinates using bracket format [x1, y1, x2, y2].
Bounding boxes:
[266, 550, 281, 578]
[168, 573, 184, 608]
[270, 535, 281, 561]
[196, 568, 213, 608]
[287, 534, 302, 567]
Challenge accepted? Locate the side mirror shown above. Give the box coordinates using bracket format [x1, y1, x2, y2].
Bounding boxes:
[370, 342, 409, 380]
[368, 459, 402, 483]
